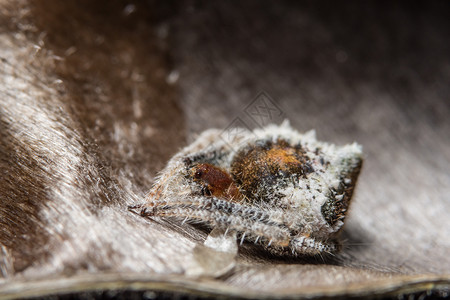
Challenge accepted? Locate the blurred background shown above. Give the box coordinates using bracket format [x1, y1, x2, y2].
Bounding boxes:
[168, 0, 450, 271]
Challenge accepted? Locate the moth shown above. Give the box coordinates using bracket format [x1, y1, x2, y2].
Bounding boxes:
[134, 121, 362, 256]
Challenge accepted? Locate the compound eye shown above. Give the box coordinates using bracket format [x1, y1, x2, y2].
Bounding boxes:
[194, 169, 203, 179]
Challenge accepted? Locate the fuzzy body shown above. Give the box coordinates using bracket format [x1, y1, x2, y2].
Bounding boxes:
[140, 121, 362, 255]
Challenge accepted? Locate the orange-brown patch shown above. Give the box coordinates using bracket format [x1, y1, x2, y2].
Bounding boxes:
[192, 163, 242, 201]
[230, 139, 311, 203]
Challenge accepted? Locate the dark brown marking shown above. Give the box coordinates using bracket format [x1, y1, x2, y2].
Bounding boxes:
[192, 163, 242, 201]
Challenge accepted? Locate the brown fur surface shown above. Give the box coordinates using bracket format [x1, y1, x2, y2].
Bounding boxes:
[1, 1, 449, 298]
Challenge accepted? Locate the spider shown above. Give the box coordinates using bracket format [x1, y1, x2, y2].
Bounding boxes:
[134, 121, 362, 256]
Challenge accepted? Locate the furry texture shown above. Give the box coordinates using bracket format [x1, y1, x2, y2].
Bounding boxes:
[139, 122, 362, 255]
[0, 0, 449, 299]
[0, 0, 190, 278]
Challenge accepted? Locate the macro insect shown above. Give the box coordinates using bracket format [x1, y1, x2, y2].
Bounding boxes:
[134, 121, 362, 256]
